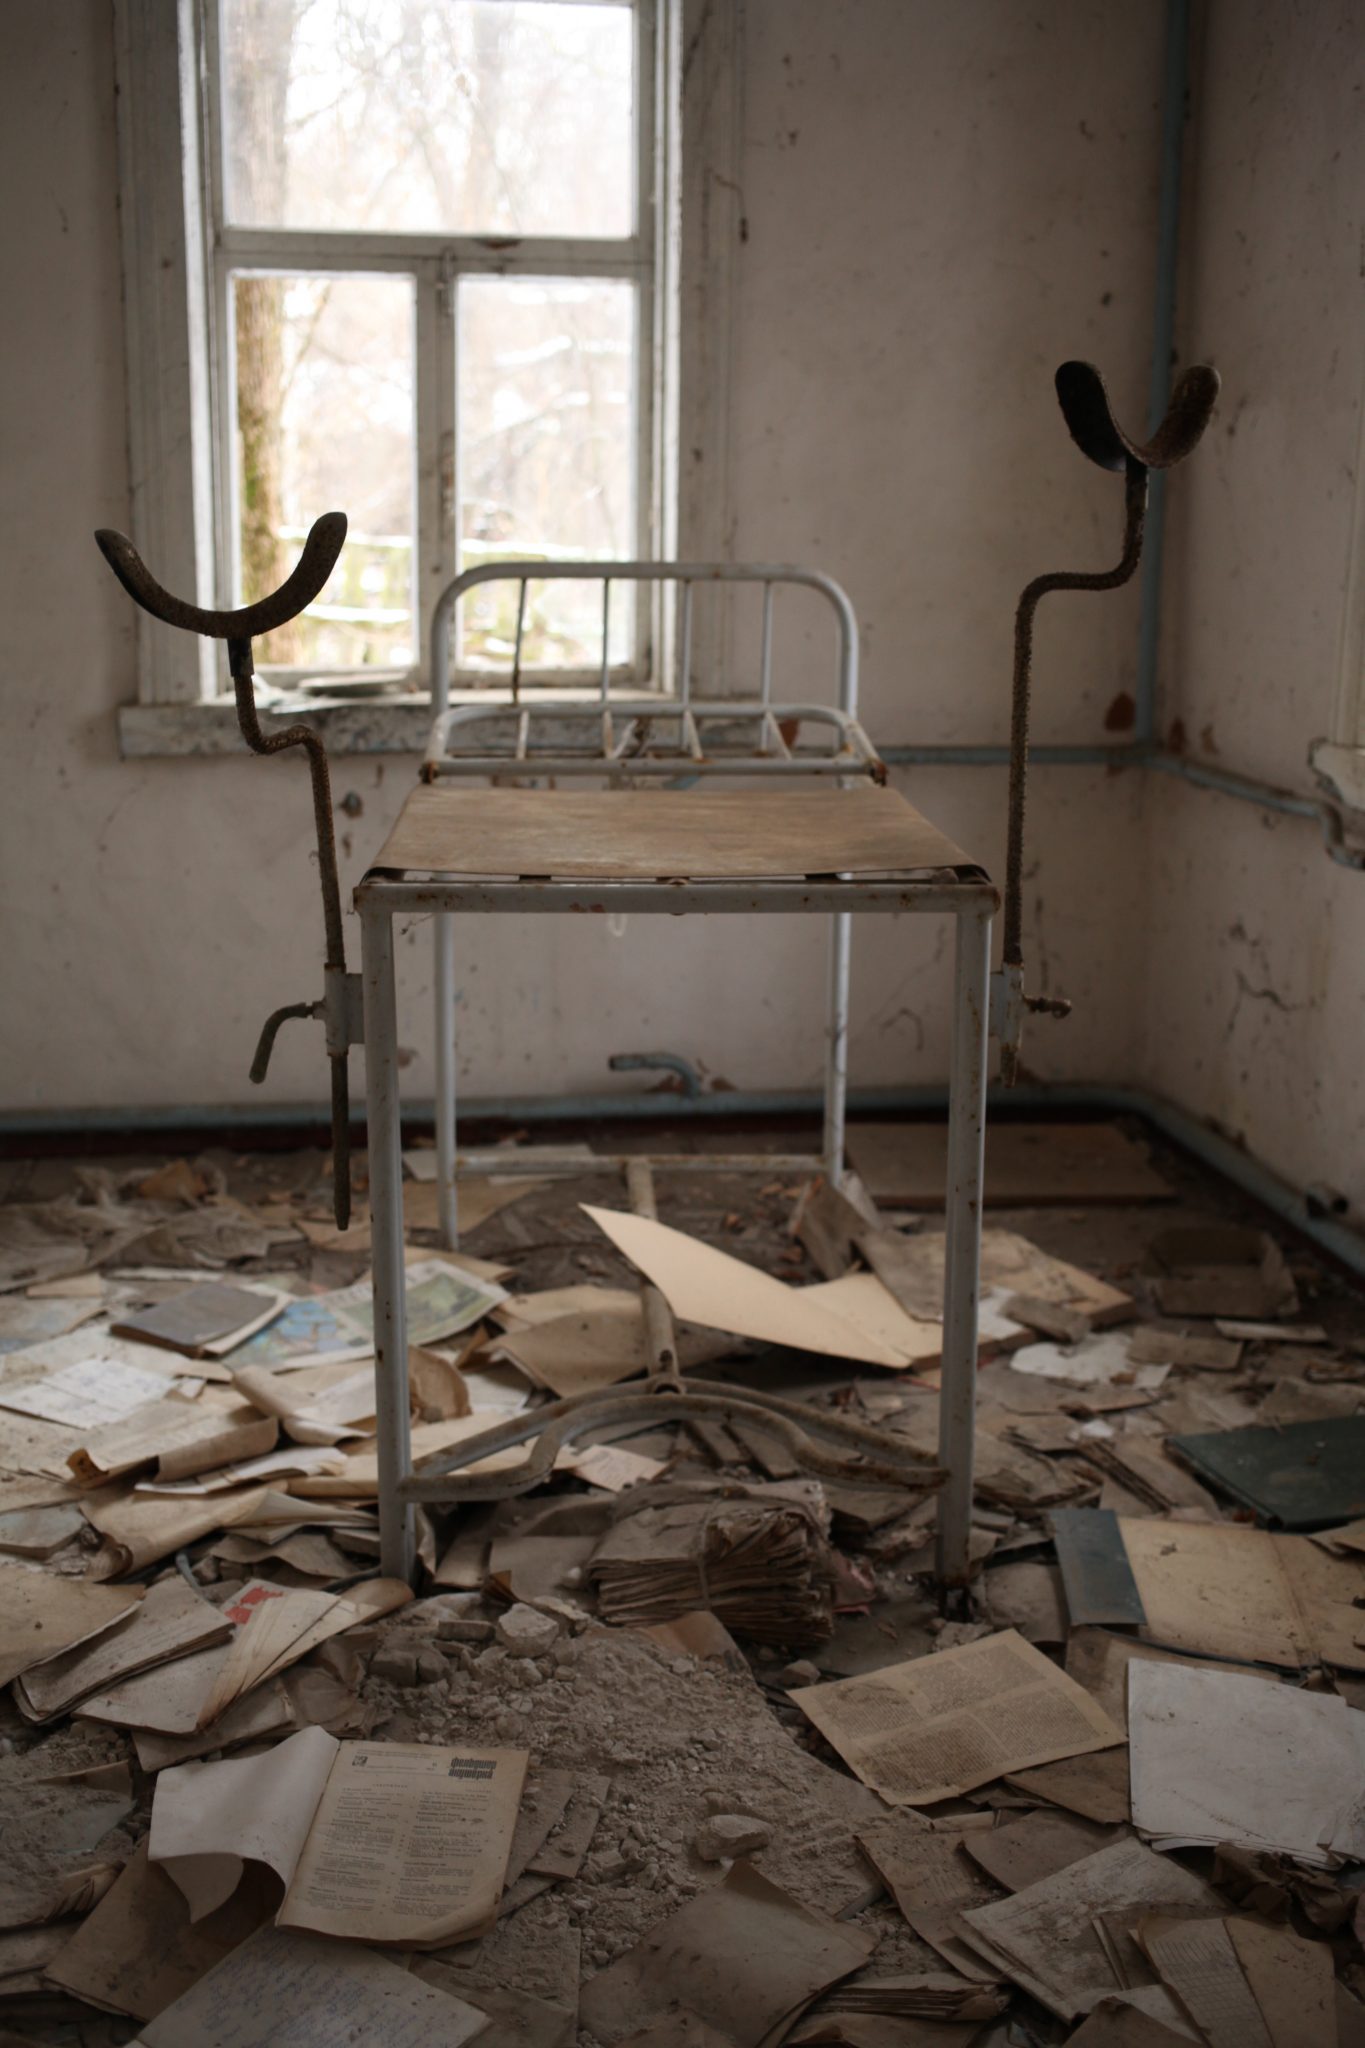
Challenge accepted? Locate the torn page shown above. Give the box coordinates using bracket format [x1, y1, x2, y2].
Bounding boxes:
[135, 1923, 488, 2047]
[44, 1839, 275, 2023]
[132, 1443, 349, 1495]
[1225, 1915, 1337, 2048]
[195, 1578, 411, 1729]
[1127, 1658, 1363, 1863]
[67, 1400, 278, 1486]
[1135, 1914, 1272, 2048]
[556, 1442, 667, 1492]
[788, 1628, 1123, 1804]
[0, 1560, 141, 1688]
[583, 1206, 917, 1367]
[956, 1835, 1221, 2021]
[1009, 1334, 1167, 1392]
[14, 1572, 231, 1722]
[579, 1860, 876, 2047]
[80, 1479, 270, 1579]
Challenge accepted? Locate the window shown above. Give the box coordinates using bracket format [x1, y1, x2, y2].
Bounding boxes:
[114, 0, 677, 725]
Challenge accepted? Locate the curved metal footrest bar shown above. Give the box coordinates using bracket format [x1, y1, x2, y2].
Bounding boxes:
[397, 1377, 945, 1505]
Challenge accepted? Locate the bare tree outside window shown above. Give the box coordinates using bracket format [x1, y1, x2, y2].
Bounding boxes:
[215, 0, 644, 681]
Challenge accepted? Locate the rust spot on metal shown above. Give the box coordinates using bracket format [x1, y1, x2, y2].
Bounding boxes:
[1167, 717, 1187, 754]
[1103, 690, 1136, 731]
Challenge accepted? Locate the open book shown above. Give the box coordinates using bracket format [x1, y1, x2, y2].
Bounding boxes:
[149, 1726, 528, 1947]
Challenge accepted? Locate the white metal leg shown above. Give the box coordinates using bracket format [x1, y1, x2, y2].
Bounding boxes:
[435, 910, 459, 1247]
[363, 899, 416, 1582]
[823, 910, 851, 1185]
[935, 906, 992, 1589]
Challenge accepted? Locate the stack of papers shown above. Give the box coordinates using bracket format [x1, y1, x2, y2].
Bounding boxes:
[589, 1488, 834, 1644]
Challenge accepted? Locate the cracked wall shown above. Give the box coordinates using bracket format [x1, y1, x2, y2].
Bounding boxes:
[4, 2, 1162, 1116]
[1144, 0, 1365, 1209]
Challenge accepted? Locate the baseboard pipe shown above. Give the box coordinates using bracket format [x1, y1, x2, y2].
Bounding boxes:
[4, 1080, 1362, 1282]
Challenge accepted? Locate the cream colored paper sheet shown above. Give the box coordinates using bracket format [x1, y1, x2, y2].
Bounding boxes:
[68, 1401, 278, 1486]
[556, 1442, 667, 1492]
[582, 1206, 912, 1367]
[0, 1561, 140, 1688]
[956, 1836, 1221, 2023]
[1225, 1916, 1337, 2048]
[788, 1628, 1123, 1805]
[151, 1728, 528, 1947]
[278, 1739, 528, 1945]
[0, 1354, 174, 1429]
[1136, 1915, 1272, 2048]
[81, 1481, 269, 1579]
[133, 1444, 348, 1495]
[136, 1924, 488, 2047]
[152, 1725, 339, 1921]
[494, 1301, 651, 1396]
[15, 1573, 230, 1722]
[230, 1363, 374, 1445]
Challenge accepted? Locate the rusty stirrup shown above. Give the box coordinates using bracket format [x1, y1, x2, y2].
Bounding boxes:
[94, 514, 359, 1227]
[998, 361, 1220, 1083]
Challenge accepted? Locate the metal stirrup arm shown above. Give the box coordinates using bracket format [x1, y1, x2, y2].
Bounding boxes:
[93, 514, 357, 1227]
[999, 361, 1220, 1084]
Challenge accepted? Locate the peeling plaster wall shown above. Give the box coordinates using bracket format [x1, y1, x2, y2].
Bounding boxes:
[1146, 0, 1365, 1206]
[2, 2, 1164, 1119]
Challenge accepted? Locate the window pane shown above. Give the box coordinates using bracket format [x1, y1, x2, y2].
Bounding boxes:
[219, 0, 634, 238]
[231, 271, 415, 669]
[458, 275, 636, 671]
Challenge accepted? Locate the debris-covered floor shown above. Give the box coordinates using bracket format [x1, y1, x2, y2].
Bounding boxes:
[0, 1114, 1362, 2046]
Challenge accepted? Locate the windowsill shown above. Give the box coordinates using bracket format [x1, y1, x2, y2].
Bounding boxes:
[117, 686, 677, 759]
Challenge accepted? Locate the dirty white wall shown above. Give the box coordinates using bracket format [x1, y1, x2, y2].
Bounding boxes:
[2, 1, 1165, 1121]
[1145, 0, 1365, 1208]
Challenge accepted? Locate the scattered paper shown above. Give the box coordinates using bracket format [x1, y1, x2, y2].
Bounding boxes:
[0, 1560, 141, 1688]
[788, 1629, 1123, 1804]
[151, 1726, 528, 1946]
[44, 1839, 275, 2022]
[14, 1572, 230, 1722]
[194, 1577, 411, 1729]
[136, 1923, 489, 2046]
[1118, 1515, 1365, 1671]
[1135, 1914, 1272, 2048]
[579, 1860, 876, 2047]
[67, 1398, 278, 1486]
[584, 1206, 919, 1367]
[556, 1442, 667, 1492]
[133, 1443, 349, 1495]
[591, 1486, 834, 1644]
[226, 1258, 505, 1372]
[955, 1835, 1221, 2021]
[1225, 1915, 1337, 2048]
[1009, 1333, 1167, 1392]
[0, 1352, 175, 1429]
[80, 1480, 270, 1579]
[494, 1300, 652, 1397]
[1127, 1658, 1365, 1863]
[0, 1293, 101, 1354]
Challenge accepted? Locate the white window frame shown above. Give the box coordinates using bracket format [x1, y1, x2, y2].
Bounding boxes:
[113, 0, 680, 745]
